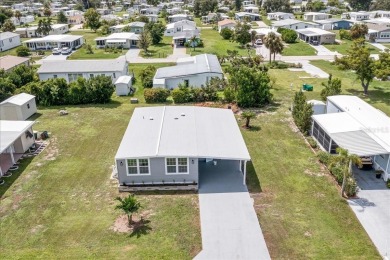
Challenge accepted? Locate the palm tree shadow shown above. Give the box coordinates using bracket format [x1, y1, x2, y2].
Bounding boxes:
[129, 219, 152, 238]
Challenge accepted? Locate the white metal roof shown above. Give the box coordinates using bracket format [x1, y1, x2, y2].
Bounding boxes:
[24, 34, 83, 43]
[115, 106, 251, 160]
[0, 120, 35, 153]
[296, 27, 335, 36]
[0, 93, 35, 106]
[312, 95, 390, 156]
[115, 75, 132, 84]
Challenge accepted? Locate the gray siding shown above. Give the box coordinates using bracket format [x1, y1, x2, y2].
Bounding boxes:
[117, 157, 199, 185]
[374, 154, 390, 174]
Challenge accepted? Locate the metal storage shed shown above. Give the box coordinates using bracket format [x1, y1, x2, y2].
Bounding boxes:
[0, 93, 37, 121]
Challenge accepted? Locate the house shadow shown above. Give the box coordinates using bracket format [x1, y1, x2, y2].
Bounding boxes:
[0, 156, 34, 198]
[245, 161, 262, 193]
[129, 219, 152, 238]
[36, 100, 122, 111]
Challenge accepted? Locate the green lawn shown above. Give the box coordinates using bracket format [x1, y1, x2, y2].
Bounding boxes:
[282, 41, 317, 56]
[187, 28, 255, 56]
[140, 36, 173, 58]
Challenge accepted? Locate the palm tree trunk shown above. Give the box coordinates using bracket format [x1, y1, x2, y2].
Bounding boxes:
[127, 214, 132, 225]
[341, 160, 352, 197]
[246, 118, 250, 128]
[273, 52, 276, 62]
[269, 49, 272, 64]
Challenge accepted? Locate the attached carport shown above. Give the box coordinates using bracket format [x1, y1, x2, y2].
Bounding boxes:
[0, 120, 35, 176]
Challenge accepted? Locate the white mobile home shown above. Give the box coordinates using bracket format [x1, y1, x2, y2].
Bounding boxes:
[272, 19, 320, 30]
[0, 93, 37, 121]
[0, 32, 21, 52]
[304, 12, 331, 21]
[14, 24, 69, 38]
[267, 12, 294, 20]
[153, 54, 223, 89]
[37, 57, 128, 83]
[311, 95, 390, 181]
[115, 106, 251, 191]
[95, 33, 139, 49]
[24, 35, 84, 51]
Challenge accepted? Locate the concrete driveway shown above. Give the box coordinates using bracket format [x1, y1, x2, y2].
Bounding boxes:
[348, 167, 390, 258]
[195, 160, 270, 260]
[310, 44, 338, 56]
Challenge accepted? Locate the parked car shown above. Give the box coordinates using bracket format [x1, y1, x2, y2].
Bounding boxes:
[310, 40, 319, 46]
[52, 48, 61, 55]
[255, 39, 263, 46]
[61, 47, 72, 55]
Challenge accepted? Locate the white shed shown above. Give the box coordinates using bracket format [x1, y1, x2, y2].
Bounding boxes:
[115, 75, 133, 96]
[308, 100, 326, 115]
[0, 93, 37, 121]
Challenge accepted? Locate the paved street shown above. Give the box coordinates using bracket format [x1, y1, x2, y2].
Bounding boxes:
[195, 160, 271, 260]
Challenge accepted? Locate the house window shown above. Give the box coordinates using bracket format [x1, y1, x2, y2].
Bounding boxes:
[166, 158, 189, 174]
[126, 158, 150, 175]
[184, 79, 189, 87]
[53, 75, 57, 78]
[27, 104, 30, 109]
[113, 72, 116, 78]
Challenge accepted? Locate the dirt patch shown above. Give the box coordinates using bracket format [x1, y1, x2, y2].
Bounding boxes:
[43, 138, 59, 161]
[111, 211, 152, 234]
[194, 102, 240, 113]
[111, 215, 132, 233]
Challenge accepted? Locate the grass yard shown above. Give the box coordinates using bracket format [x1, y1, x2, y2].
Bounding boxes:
[0, 98, 200, 259]
[187, 28, 255, 56]
[140, 36, 173, 58]
[282, 41, 317, 56]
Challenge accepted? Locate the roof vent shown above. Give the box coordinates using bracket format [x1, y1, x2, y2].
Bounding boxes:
[174, 117, 179, 120]
[181, 113, 185, 116]
[149, 117, 154, 120]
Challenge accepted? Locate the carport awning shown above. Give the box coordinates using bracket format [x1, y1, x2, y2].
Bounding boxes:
[106, 39, 126, 43]
[330, 131, 388, 156]
[0, 120, 35, 153]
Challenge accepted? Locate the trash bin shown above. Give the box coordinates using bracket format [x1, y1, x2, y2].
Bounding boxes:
[303, 84, 313, 91]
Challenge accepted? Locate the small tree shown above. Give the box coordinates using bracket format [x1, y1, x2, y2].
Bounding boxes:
[374, 49, 390, 81]
[146, 22, 166, 44]
[138, 30, 152, 53]
[1, 19, 15, 32]
[115, 195, 142, 225]
[43, 8, 52, 17]
[220, 27, 233, 40]
[350, 23, 368, 40]
[320, 74, 342, 101]
[234, 22, 251, 47]
[84, 8, 101, 32]
[16, 46, 30, 57]
[140, 65, 156, 88]
[57, 11, 68, 24]
[241, 111, 256, 128]
[188, 36, 199, 51]
[292, 91, 313, 135]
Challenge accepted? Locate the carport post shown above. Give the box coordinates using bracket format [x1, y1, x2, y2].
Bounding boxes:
[239, 160, 242, 172]
[243, 160, 247, 185]
[9, 146, 15, 164]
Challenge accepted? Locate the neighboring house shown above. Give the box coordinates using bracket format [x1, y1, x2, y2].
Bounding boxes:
[311, 95, 390, 181]
[291, 5, 302, 13]
[97, 8, 111, 15]
[243, 0, 254, 6]
[243, 5, 259, 14]
[363, 18, 390, 27]
[12, 3, 28, 11]
[115, 106, 251, 191]
[145, 14, 159, 22]
[369, 10, 390, 19]
[14, 24, 69, 38]
[140, 7, 159, 15]
[0, 93, 37, 121]
[109, 22, 145, 34]
[164, 20, 198, 37]
[101, 14, 122, 22]
[68, 14, 85, 25]
[115, 75, 133, 96]
[168, 14, 193, 23]
[0, 32, 21, 52]
[0, 120, 36, 175]
[366, 24, 390, 43]
[235, 12, 261, 21]
[218, 19, 237, 32]
[24, 35, 84, 50]
[202, 13, 217, 24]
[153, 54, 222, 89]
[95, 33, 139, 49]
[342, 11, 370, 21]
[251, 28, 281, 40]
[267, 12, 295, 20]
[296, 28, 336, 44]
[314, 18, 352, 30]
[37, 57, 128, 83]
[10, 15, 35, 26]
[0, 55, 29, 72]
[303, 12, 331, 21]
[166, 7, 182, 15]
[272, 19, 320, 30]
[290, 0, 303, 4]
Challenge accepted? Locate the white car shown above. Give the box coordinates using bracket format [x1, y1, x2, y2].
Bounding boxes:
[52, 48, 61, 55]
[61, 47, 72, 55]
[255, 39, 263, 46]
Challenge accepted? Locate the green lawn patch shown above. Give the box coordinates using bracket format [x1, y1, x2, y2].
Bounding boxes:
[187, 28, 255, 56]
[282, 41, 316, 56]
[140, 36, 173, 58]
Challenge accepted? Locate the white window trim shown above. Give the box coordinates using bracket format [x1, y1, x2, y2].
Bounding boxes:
[126, 158, 151, 176]
[165, 157, 189, 175]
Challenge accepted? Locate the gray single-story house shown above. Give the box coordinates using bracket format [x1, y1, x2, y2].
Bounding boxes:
[0, 93, 37, 121]
[314, 18, 352, 30]
[115, 106, 251, 191]
[311, 95, 390, 181]
[296, 28, 336, 44]
[153, 54, 223, 89]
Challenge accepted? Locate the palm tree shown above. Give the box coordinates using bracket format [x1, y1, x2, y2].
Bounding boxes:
[264, 32, 284, 63]
[115, 194, 142, 225]
[14, 10, 22, 24]
[188, 36, 199, 51]
[250, 30, 257, 47]
[329, 148, 362, 197]
[241, 111, 256, 128]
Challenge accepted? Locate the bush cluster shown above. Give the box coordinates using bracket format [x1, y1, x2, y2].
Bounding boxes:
[19, 76, 115, 106]
[339, 29, 352, 40]
[307, 137, 317, 149]
[171, 84, 218, 104]
[220, 27, 233, 40]
[140, 65, 157, 88]
[144, 88, 170, 103]
[277, 28, 298, 43]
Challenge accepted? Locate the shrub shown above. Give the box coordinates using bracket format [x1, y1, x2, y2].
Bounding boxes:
[292, 91, 313, 135]
[387, 180, 390, 189]
[339, 29, 351, 40]
[345, 177, 358, 197]
[331, 166, 344, 184]
[307, 137, 317, 149]
[220, 27, 233, 40]
[16, 46, 30, 57]
[317, 151, 331, 166]
[269, 61, 289, 69]
[140, 65, 157, 88]
[85, 44, 94, 54]
[172, 87, 191, 103]
[144, 88, 170, 103]
[281, 29, 297, 43]
[223, 87, 236, 103]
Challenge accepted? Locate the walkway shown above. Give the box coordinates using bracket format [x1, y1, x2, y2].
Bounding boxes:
[369, 42, 389, 52]
[348, 167, 390, 259]
[310, 44, 339, 56]
[287, 60, 329, 78]
[125, 46, 189, 63]
[255, 21, 269, 28]
[195, 160, 271, 260]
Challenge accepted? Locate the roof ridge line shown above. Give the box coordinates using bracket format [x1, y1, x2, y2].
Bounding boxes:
[155, 106, 166, 156]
